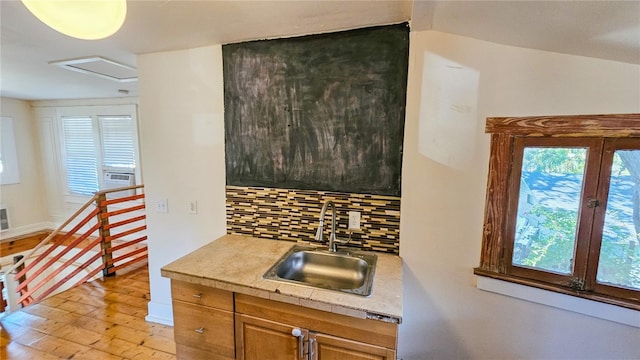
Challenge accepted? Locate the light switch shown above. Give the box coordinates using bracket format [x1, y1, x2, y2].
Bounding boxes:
[155, 198, 168, 213]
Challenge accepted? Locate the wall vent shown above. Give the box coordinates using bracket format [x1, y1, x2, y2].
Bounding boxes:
[0, 208, 9, 230]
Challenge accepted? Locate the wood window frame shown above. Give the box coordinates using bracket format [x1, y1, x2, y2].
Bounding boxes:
[474, 114, 640, 311]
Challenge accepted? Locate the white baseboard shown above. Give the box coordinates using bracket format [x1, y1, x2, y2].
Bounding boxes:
[146, 301, 174, 326]
[0, 222, 55, 240]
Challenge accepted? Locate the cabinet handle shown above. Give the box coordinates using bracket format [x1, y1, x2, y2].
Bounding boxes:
[309, 338, 315, 359]
[194, 327, 205, 334]
[291, 328, 304, 359]
[192, 293, 203, 299]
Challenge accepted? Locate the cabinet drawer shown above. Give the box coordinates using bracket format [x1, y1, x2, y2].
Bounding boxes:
[171, 280, 233, 311]
[173, 300, 235, 358]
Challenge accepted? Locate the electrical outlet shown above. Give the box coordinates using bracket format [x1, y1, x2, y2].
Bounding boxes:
[348, 211, 361, 231]
[155, 198, 168, 213]
[189, 200, 197, 214]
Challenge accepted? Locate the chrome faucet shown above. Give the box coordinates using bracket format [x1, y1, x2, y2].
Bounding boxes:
[315, 200, 338, 252]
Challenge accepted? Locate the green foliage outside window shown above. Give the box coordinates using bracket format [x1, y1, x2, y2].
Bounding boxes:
[523, 148, 585, 174]
[514, 206, 577, 274]
[517, 148, 640, 289]
[516, 205, 640, 288]
[523, 148, 628, 175]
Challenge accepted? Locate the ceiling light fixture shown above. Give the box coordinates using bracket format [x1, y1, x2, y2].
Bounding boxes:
[21, 0, 127, 40]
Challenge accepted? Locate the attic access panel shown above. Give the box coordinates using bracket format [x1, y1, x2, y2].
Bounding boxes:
[50, 57, 137, 82]
[223, 24, 409, 196]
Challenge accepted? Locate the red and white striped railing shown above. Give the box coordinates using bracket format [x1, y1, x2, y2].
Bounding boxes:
[0, 185, 147, 313]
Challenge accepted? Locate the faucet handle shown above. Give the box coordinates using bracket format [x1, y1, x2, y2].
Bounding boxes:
[328, 233, 337, 251]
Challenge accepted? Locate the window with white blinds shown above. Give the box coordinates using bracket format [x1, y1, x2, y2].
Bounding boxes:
[99, 115, 136, 170]
[58, 105, 139, 197]
[62, 116, 99, 195]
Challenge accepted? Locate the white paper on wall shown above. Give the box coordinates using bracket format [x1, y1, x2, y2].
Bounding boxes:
[418, 52, 480, 170]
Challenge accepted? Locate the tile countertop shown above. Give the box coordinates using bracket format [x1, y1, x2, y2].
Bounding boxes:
[161, 234, 403, 324]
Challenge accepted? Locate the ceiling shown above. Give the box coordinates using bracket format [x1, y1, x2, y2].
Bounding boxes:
[1, 0, 639, 101]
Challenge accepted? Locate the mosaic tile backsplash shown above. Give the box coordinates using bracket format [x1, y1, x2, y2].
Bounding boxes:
[226, 186, 401, 254]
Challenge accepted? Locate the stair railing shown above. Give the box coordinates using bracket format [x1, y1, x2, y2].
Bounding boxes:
[0, 277, 6, 313]
[0, 185, 146, 314]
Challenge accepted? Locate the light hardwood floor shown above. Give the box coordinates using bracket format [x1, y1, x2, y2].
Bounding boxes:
[0, 264, 176, 359]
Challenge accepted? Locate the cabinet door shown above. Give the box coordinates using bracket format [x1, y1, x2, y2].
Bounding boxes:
[236, 313, 308, 360]
[310, 333, 396, 360]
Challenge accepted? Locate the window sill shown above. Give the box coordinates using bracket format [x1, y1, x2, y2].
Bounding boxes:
[64, 194, 93, 204]
[476, 276, 640, 328]
[64, 193, 143, 209]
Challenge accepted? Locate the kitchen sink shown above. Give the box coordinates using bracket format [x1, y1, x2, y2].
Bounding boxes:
[263, 245, 377, 296]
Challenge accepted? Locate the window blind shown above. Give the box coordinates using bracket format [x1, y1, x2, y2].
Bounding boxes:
[62, 116, 98, 195]
[99, 115, 136, 169]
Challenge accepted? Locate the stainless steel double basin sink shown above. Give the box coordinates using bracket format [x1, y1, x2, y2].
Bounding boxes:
[263, 245, 377, 296]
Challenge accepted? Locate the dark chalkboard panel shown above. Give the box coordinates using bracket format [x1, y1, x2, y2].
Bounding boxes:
[223, 24, 409, 196]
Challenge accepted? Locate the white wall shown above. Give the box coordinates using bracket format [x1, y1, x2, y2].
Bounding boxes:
[398, 30, 640, 359]
[137, 45, 227, 324]
[0, 97, 48, 235]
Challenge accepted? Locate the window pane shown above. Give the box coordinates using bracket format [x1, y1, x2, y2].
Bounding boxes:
[0, 117, 21, 185]
[63, 116, 98, 195]
[597, 150, 640, 290]
[513, 147, 587, 274]
[99, 115, 136, 169]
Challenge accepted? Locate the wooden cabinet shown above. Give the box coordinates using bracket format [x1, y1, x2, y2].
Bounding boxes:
[236, 314, 308, 360]
[235, 294, 397, 360]
[171, 281, 398, 360]
[171, 280, 235, 360]
[235, 314, 396, 360]
[235, 313, 395, 360]
[310, 333, 396, 360]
